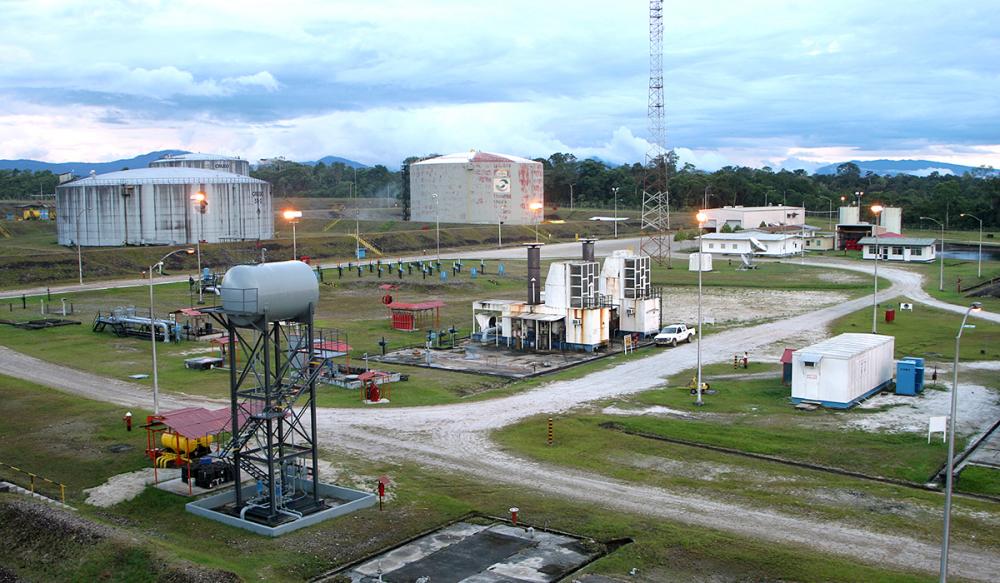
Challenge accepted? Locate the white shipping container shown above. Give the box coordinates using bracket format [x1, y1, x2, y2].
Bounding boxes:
[791, 333, 895, 408]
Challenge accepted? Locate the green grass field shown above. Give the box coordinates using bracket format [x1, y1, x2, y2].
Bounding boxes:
[831, 295, 1000, 361]
[0, 376, 963, 582]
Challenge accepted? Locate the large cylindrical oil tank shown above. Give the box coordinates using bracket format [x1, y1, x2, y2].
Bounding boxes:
[221, 261, 319, 325]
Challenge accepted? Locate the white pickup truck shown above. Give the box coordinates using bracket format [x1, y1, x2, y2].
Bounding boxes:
[654, 324, 696, 347]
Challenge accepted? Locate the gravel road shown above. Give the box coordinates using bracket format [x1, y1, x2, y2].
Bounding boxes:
[1, 245, 998, 580]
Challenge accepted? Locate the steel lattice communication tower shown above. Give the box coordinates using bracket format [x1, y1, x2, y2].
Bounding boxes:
[641, 0, 672, 266]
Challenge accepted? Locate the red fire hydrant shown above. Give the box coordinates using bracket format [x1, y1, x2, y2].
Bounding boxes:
[123, 411, 133, 432]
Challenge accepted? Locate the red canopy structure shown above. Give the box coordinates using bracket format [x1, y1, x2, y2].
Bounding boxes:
[387, 300, 444, 331]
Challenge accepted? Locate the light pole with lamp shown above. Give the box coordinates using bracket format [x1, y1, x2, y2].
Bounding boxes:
[939, 301, 983, 582]
[431, 193, 440, 262]
[920, 216, 946, 291]
[75, 206, 92, 285]
[870, 204, 884, 333]
[959, 213, 983, 279]
[695, 211, 707, 406]
[612, 186, 620, 239]
[529, 201, 544, 242]
[148, 248, 195, 414]
[569, 183, 575, 211]
[283, 209, 302, 259]
[190, 191, 207, 304]
[854, 190, 864, 208]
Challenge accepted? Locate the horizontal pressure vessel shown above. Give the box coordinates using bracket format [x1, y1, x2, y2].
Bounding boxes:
[221, 261, 319, 325]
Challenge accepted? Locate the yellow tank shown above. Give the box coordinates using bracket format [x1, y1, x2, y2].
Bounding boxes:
[161, 432, 213, 453]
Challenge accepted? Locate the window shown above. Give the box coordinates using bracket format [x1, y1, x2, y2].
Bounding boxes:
[912, 248, 922, 256]
[892, 247, 903, 255]
[708, 243, 715, 249]
[731, 243, 738, 249]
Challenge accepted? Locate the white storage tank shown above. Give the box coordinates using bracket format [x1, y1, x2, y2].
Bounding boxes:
[56, 167, 272, 246]
[220, 261, 319, 326]
[149, 153, 251, 176]
[839, 206, 860, 225]
[880, 207, 902, 234]
[409, 150, 543, 225]
[688, 252, 713, 272]
[791, 333, 895, 408]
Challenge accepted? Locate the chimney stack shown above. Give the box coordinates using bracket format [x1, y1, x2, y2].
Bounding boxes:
[581, 238, 597, 262]
[526, 243, 542, 305]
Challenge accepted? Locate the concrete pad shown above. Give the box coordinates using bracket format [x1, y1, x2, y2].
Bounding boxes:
[342, 522, 601, 582]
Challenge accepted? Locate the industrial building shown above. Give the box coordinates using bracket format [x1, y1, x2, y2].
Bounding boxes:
[149, 153, 251, 176]
[858, 235, 936, 262]
[471, 241, 661, 352]
[698, 205, 805, 232]
[790, 333, 895, 408]
[56, 167, 272, 246]
[698, 231, 802, 257]
[835, 205, 901, 250]
[409, 150, 543, 225]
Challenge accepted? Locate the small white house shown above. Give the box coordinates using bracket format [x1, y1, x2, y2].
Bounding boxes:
[858, 236, 936, 263]
[698, 231, 802, 257]
[791, 333, 895, 408]
[803, 233, 835, 251]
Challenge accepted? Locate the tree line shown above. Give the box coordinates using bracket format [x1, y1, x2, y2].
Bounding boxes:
[2, 156, 997, 229]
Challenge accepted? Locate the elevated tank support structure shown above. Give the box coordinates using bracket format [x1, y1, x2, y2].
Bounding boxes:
[186, 261, 375, 536]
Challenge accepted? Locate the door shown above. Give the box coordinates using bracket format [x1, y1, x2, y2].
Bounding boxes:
[804, 364, 820, 400]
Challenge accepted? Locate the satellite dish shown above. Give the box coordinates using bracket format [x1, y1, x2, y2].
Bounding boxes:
[749, 237, 767, 253]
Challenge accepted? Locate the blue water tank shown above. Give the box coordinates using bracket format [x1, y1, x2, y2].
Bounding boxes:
[895, 357, 925, 395]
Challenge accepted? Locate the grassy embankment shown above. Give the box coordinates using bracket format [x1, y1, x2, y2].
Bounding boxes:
[0, 375, 952, 582]
[493, 300, 1000, 549]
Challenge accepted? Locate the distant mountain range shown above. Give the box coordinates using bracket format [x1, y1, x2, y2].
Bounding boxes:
[0, 150, 188, 175]
[0, 151, 368, 174]
[814, 159, 998, 177]
[301, 155, 368, 169]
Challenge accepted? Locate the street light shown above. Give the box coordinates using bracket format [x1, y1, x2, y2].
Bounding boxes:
[920, 216, 946, 292]
[960, 213, 983, 279]
[75, 206, 92, 285]
[854, 190, 864, 208]
[695, 211, 707, 406]
[148, 248, 195, 414]
[283, 209, 303, 259]
[612, 186, 620, 239]
[939, 301, 983, 583]
[190, 191, 207, 304]
[432, 193, 440, 261]
[870, 204, 884, 333]
[529, 201, 544, 242]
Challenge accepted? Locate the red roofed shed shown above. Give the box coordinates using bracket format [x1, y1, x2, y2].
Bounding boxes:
[387, 300, 444, 331]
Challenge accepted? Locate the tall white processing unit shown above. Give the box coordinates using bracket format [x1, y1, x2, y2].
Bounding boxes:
[599, 249, 661, 335]
[471, 241, 661, 352]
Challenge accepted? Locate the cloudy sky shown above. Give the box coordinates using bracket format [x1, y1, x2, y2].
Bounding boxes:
[0, 0, 997, 171]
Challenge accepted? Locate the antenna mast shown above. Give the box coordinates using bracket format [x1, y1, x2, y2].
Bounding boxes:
[641, 0, 672, 266]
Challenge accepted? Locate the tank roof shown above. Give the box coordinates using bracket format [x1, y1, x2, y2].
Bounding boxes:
[59, 167, 267, 186]
[413, 150, 539, 165]
[153, 153, 243, 162]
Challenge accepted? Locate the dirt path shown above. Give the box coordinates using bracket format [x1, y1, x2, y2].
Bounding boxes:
[1, 255, 998, 579]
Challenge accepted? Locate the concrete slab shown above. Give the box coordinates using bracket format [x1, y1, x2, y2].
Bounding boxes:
[342, 522, 601, 582]
[375, 340, 626, 379]
[185, 479, 376, 537]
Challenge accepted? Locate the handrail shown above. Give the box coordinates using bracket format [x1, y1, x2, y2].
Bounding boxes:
[0, 460, 67, 504]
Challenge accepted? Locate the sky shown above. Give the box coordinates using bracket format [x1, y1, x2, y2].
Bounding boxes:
[0, 0, 997, 171]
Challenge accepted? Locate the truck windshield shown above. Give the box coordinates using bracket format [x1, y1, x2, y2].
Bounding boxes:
[660, 327, 678, 334]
